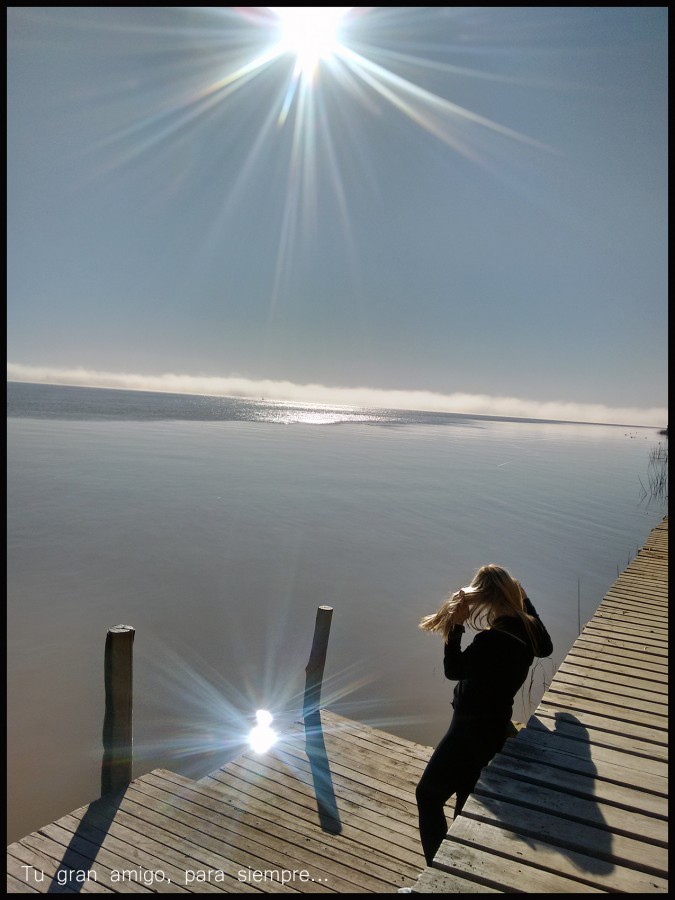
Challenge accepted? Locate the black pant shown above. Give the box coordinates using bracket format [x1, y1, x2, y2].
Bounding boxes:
[415, 716, 507, 866]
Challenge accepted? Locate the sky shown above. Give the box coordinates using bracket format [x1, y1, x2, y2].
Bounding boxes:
[7, 7, 668, 426]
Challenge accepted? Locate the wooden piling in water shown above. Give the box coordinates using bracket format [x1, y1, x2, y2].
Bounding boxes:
[303, 605, 333, 722]
[101, 624, 134, 796]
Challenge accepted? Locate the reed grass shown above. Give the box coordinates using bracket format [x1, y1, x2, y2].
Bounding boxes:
[639, 442, 668, 504]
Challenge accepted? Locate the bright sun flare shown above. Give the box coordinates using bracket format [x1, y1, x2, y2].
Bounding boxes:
[270, 6, 351, 80]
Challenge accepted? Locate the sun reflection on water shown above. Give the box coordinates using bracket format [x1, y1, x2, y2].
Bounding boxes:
[248, 398, 389, 425]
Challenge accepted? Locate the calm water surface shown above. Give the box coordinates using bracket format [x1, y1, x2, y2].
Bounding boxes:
[6, 383, 666, 842]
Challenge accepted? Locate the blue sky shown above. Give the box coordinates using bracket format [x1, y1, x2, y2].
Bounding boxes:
[7, 7, 668, 426]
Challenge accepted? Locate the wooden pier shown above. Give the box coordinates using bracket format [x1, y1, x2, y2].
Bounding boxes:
[7, 516, 668, 893]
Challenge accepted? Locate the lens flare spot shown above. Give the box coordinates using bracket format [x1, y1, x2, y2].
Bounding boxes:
[248, 709, 277, 753]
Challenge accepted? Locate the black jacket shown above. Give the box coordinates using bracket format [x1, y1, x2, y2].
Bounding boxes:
[443, 597, 553, 724]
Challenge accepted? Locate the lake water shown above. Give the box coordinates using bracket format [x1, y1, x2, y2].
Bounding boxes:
[6, 381, 667, 843]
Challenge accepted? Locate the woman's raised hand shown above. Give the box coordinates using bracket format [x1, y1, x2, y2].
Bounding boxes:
[453, 589, 471, 625]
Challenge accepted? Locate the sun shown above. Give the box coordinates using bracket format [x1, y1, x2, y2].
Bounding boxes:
[269, 7, 351, 81]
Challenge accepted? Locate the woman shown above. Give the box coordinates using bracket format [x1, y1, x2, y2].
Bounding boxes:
[415, 564, 552, 866]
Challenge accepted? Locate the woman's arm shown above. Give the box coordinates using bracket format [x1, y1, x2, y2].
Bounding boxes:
[443, 624, 465, 680]
[443, 627, 507, 679]
[523, 596, 553, 658]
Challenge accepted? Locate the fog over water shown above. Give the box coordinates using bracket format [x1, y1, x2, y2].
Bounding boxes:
[7, 382, 666, 843]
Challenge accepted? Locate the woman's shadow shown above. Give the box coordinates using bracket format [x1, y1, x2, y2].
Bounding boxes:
[470, 711, 614, 876]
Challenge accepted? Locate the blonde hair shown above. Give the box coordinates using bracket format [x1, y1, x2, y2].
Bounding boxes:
[420, 564, 543, 651]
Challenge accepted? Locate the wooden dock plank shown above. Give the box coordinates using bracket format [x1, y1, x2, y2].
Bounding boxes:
[133, 773, 399, 892]
[277, 728, 427, 788]
[152, 770, 409, 891]
[227, 738, 419, 809]
[412, 867, 501, 893]
[533, 703, 668, 746]
[487, 749, 668, 819]
[6, 872, 40, 894]
[198, 710, 428, 892]
[511, 723, 668, 787]
[604, 584, 667, 603]
[60, 793, 265, 894]
[572, 634, 668, 665]
[563, 650, 669, 686]
[603, 566, 667, 583]
[7, 835, 118, 893]
[29, 821, 181, 894]
[7, 846, 111, 894]
[473, 768, 667, 846]
[205, 755, 425, 871]
[280, 718, 430, 772]
[95, 786, 314, 893]
[598, 592, 667, 613]
[588, 616, 668, 641]
[461, 793, 668, 877]
[552, 680, 668, 715]
[557, 661, 668, 698]
[579, 623, 667, 651]
[49, 810, 230, 893]
[191, 762, 421, 862]
[302, 713, 433, 759]
[594, 616, 666, 636]
[208, 751, 418, 849]
[434, 837, 606, 893]
[539, 690, 668, 731]
[440, 815, 668, 894]
[596, 606, 666, 626]
[202, 761, 422, 868]
[528, 711, 668, 761]
[548, 669, 668, 709]
[499, 731, 668, 798]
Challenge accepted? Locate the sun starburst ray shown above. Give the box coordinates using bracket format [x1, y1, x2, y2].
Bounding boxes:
[337, 45, 556, 155]
[345, 41, 547, 88]
[90, 45, 283, 170]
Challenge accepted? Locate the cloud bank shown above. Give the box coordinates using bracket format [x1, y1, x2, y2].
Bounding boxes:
[7, 362, 667, 427]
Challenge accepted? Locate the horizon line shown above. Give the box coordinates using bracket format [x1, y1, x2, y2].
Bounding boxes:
[6, 362, 668, 429]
